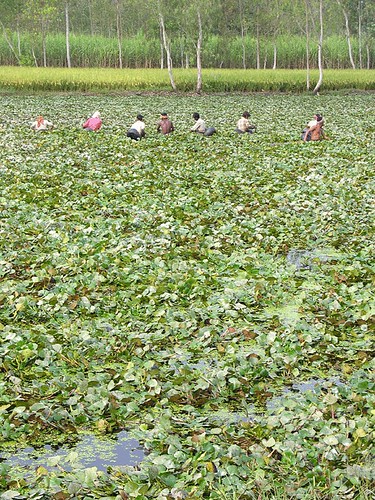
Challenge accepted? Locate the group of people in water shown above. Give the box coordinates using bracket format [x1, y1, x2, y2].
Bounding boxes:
[30, 110, 326, 142]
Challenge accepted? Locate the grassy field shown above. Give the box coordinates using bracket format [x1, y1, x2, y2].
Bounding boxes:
[0, 66, 375, 92]
[0, 92, 374, 499]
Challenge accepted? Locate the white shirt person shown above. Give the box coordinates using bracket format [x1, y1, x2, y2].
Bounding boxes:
[190, 112, 206, 134]
[127, 114, 146, 140]
[31, 116, 54, 132]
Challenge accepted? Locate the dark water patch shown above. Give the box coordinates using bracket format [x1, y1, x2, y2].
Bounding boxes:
[286, 248, 344, 270]
[0, 431, 145, 474]
[267, 377, 346, 410]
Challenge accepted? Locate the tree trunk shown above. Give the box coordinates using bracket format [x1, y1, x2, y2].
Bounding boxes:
[313, 0, 323, 95]
[238, 0, 246, 69]
[115, 0, 123, 69]
[196, 10, 203, 94]
[358, 0, 362, 69]
[159, 12, 176, 90]
[65, 2, 71, 68]
[43, 36, 47, 67]
[256, 23, 260, 69]
[42, 21, 47, 67]
[337, 0, 355, 69]
[32, 46, 38, 67]
[160, 24, 164, 69]
[0, 22, 20, 64]
[88, 0, 94, 36]
[305, 0, 310, 90]
[366, 44, 370, 70]
[272, 42, 277, 69]
[17, 26, 21, 57]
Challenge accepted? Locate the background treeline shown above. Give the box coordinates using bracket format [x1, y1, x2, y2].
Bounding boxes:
[0, 0, 374, 69]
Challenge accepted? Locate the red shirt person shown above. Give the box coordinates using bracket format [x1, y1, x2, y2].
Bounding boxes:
[83, 111, 102, 132]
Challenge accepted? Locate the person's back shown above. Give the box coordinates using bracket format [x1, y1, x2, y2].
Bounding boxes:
[128, 114, 145, 140]
[157, 113, 174, 135]
[83, 111, 102, 132]
[236, 111, 256, 134]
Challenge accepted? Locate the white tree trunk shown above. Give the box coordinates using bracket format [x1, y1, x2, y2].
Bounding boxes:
[17, 27, 21, 56]
[272, 43, 277, 69]
[32, 46, 38, 67]
[43, 37, 47, 67]
[88, 0, 94, 36]
[238, 0, 246, 69]
[305, 0, 310, 90]
[65, 2, 71, 68]
[115, 0, 123, 69]
[337, 1, 355, 69]
[1, 22, 20, 64]
[42, 20, 47, 67]
[313, 0, 323, 95]
[159, 12, 176, 90]
[196, 10, 203, 94]
[366, 44, 370, 70]
[358, 0, 362, 69]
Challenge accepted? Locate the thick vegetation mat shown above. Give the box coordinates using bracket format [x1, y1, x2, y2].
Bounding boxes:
[0, 93, 374, 499]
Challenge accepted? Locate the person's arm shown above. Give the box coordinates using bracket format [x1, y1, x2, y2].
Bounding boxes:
[191, 121, 200, 131]
[156, 121, 161, 133]
[83, 119, 90, 128]
[308, 122, 320, 140]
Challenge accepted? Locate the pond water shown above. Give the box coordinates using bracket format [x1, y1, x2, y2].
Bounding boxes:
[0, 430, 145, 473]
[267, 377, 346, 410]
[286, 248, 343, 270]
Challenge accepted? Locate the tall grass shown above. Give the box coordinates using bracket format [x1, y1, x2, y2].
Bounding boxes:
[0, 66, 374, 92]
[0, 32, 373, 69]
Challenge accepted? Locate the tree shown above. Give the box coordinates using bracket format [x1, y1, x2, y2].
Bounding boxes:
[313, 0, 324, 94]
[196, 9, 203, 93]
[22, 0, 57, 67]
[65, 1, 71, 68]
[336, 0, 356, 69]
[0, 0, 24, 64]
[158, 1, 176, 90]
[305, 0, 311, 89]
[114, 0, 123, 69]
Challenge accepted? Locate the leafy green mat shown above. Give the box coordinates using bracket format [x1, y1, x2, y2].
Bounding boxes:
[0, 93, 374, 499]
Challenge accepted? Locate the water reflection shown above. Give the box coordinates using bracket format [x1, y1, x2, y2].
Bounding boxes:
[0, 431, 145, 472]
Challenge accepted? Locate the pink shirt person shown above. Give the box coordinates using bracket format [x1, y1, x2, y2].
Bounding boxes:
[83, 111, 102, 131]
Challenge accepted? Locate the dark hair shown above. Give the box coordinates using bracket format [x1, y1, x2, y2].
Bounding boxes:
[243, 111, 250, 118]
[193, 112, 200, 120]
[161, 112, 168, 116]
[137, 114, 144, 121]
[315, 114, 323, 122]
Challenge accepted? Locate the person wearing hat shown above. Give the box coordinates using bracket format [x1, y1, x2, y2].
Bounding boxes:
[127, 114, 146, 140]
[236, 111, 256, 134]
[157, 112, 174, 135]
[82, 111, 102, 132]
